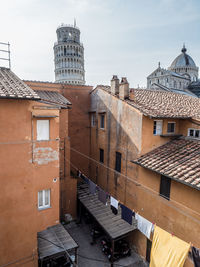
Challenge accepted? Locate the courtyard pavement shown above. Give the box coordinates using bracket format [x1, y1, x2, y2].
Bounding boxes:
[65, 221, 148, 267]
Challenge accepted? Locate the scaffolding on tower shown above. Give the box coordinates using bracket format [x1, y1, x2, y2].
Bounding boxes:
[0, 42, 11, 69]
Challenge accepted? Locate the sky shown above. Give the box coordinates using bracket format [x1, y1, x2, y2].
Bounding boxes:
[0, 0, 200, 87]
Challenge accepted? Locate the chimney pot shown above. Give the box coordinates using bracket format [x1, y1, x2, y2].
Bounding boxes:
[111, 75, 119, 95]
[119, 77, 129, 100]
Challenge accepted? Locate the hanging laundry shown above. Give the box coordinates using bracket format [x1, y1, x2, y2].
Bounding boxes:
[192, 246, 200, 267]
[135, 214, 153, 239]
[121, 204, 133, 225]
[111, 205, 118, 215]
[150, 226, 190, 267]
[110, 196, 119, 215]
[89, 180, 96, 194]
[111, 196, 119, 209]
[81, 173, 89, 184]
[98, 187, 107, 205]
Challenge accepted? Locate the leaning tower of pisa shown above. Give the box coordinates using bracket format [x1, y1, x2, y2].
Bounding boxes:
[53, 23, 85, 85]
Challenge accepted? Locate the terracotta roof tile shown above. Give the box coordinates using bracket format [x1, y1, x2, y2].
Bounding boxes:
[0, 68, 40, 100]
[128, 89, 200, 120]
[95, 85, 200, 119]
[132, 137, 200, 190]
[35, 90, 71, 108]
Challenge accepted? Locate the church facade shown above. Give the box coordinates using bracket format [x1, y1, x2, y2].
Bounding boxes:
[147, 46, 199, 94]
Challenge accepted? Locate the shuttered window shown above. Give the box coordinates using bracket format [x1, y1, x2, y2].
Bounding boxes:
[160, 175, 171, 200]
[115, 152, 121, 173]
[153, 120, 163, 135]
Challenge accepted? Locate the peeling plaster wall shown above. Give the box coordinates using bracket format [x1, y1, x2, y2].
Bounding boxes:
[90, 88, 143, 200]
[33, 145, 59, 165]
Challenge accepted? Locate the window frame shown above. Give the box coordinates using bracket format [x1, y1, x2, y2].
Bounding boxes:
[188, 128, 200, 138]
[38, 189, 51, 210]
[100, 114, 105, 129]
[153, 120, 163, 135]
[36, 119, 50, 141]
[167, 122, 176, 134]
[159, 175, 171, 201]
[91, 113, 96, 127]
[99, 148, 104, 163]
[115, 152, 122, 173]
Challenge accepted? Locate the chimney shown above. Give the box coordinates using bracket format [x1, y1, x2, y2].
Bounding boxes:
[129, 89, 135, 101]
[119, 77, 129, 100]
[111, 75, 119, 95]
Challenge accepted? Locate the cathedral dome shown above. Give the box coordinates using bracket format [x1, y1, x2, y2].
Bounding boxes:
[170, 45, 196, 69]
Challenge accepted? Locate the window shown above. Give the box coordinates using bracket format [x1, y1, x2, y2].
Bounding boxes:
[38, 189, 50, 209]
[37, 120, 49, 140]
[99, 148, 104, 163]
[188, 128, 200, 138]
[167, 122, 175, 133]
[115, 152, 121, 173]
[91, 113, 96, 127]
[100, 114, 105, 129]
[160, 175, 171, 200]
[153, 120, 163, 135]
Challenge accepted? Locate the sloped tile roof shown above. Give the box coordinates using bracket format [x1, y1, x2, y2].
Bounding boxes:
[0, 68, 40, 100]
[132, 137, 200, 190]
[35, 90, 71, 108]
[94, 85, 200, 120]
[127, 89, 200, 120]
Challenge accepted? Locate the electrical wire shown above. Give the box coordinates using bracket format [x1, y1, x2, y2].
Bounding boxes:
[66, 146, 200, 225]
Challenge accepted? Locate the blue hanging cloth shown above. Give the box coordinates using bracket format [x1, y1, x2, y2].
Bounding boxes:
[121, 204, 133, 225]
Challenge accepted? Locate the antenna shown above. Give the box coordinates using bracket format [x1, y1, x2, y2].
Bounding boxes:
[74, 18, 76, 27]
[0, 42, 11, 69]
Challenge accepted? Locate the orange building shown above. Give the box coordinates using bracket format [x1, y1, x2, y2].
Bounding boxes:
[89, 76, 200, 266]
[0, 68, 72, 266]
[25, 81, 92, 179]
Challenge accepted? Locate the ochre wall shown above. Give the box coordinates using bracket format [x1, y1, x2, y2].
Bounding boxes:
[141, 116, 180, 154]
[90, 89, 143, 202]
[133, 167, 200, 266]
[0, 99, 60, 266]
[25, 81, 93, 218]
[62, 86, 92, 177]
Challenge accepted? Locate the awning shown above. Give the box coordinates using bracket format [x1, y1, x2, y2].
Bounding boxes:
[37, 224, 78, 261]
[78, 183, 137, 240]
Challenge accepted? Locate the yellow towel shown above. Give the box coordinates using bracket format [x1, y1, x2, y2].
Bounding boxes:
[150, 226, 190, 267]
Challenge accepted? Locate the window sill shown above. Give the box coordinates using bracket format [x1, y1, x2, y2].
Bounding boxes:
[160, 134, 182, 137]
[38, 206, 51, 211]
